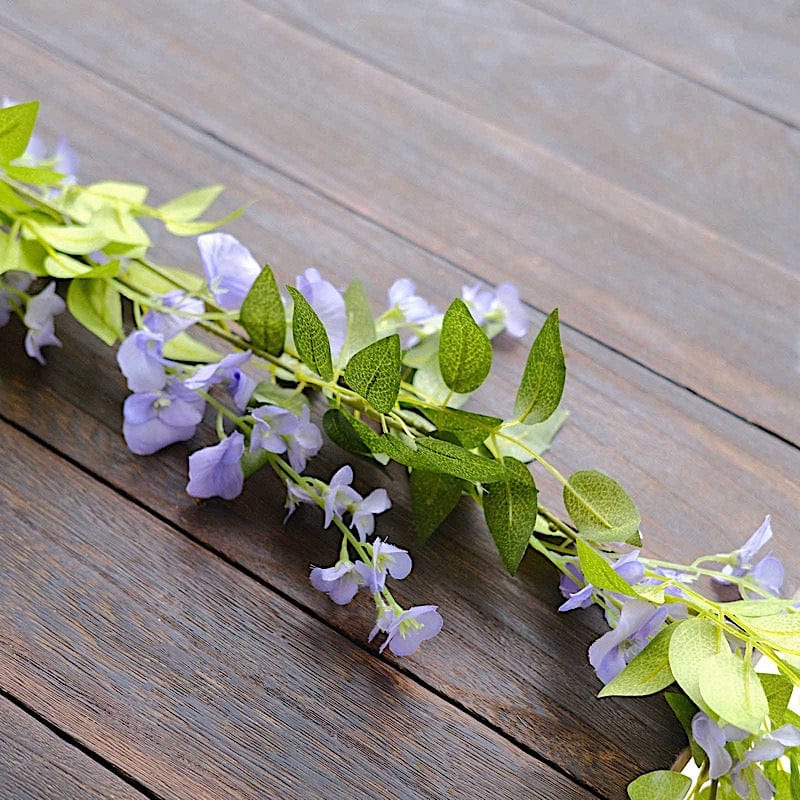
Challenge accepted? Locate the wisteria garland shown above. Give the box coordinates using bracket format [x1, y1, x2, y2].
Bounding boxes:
[2, 100, 800, 800]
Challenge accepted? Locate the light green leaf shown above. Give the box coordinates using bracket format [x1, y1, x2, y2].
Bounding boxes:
[439, 298, 492, 393]
[423, 407, 503, 449]
[627, 771, 690, 800]
[513, 308, 565, 424]
[44, 253, 119, 279]
[66, 279, 123, 346]
[344, 334, 401, 414]
[341, 279, 376, 364]
[85, 181, 149, 206]
[164, 205, 244, 236]
[158, 185, 223, 222]
[749, 611, 800, 654]
[575, 538, 639, 598]
[482, 457, 538, 575]
[664, 692, 705, 766]
[668, 617, 722, 713]
[723, 599, 796, 618]
[162, 332, 221, 364]
[121, 260, 204, 295]
[496, 410, 569, 462]
[251, 381, 309, 416]
[92, 206, 150, 247]
[600, 625, 675, 697]
[25, 219, 110, 254]
[0, 179, 33, 211]
[402, 331, 440, 369]
[4, 164, 65, 185]
[0, 101, 39, 164]
[699, 651, 768, 732]
[240, 264, 286, 356]
[760, 673, 793, 726]
[412, 357, 470, 407]
[59, 182, 149, 224]
[0, 234, 47, 276]
[563, 470, 641, 545]
[286, 286, 333, 381]
[410, 469, 464, 543]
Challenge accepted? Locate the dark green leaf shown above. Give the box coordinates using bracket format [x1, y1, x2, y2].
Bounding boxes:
[240, 264, 286, 356]
[627, 771, 690, 800]
[514, 308, 565, 424]
[438, 298, 493, 393]
[66, 279, 123, 346]
[482, 457, 538, 574]
[563, 470, 641, 545]
[664, 692, 704, 766]
[341, 279, 376, 363]
[0, 101, 39, 164]
[600, 625, 675, 697]
[323, 408, 381, 457]
[423, 407, 503, 448]
[344, 334, 401, 414]
[410, 469, 464, 543]
[286, 286, 333, 381]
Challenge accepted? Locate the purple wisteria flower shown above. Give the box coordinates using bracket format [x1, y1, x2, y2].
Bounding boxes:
[321, 465, 391, 540]
[0, 271, 33, 327]
[184, 350, 255, 412]
[284, 481, 316, 522]
[123, 378, 206, 455]
[186, 431, 245, 500]
[117, 330, 168, 392]
[385, 278, 439, 346]
[296, 267, 346, 358]
[717, 516, 784, 597]
[198, 232, 261, 310]
[310, 560, 366, 605]
[369, 605, 443, 657]
[23, 282, 65, 364]
[250, 404, 322, 473]
[691, 713, 749, 780]
[588, 599, 668, 684]
[730, 725, 800, 798]
[142, 290, 204, 340]
[354, 538, 413, 594]
[558, 549, 644, 612]
[461, 282, 527, 339]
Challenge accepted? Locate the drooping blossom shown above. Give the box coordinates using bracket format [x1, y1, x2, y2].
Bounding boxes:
[198, 232, 261, 310]
[385, 278, 440, 347]
[123, 378, 206, 455]
[23, 282, 65, 364]
[249, 404, 322, 473]
[184, 350, 255, 412]
[284, 481, 316, 522]
[321, 465, 391, 539]
[588, 599, 668, 684]
[717, 516, 784, 597]
[349, 487, 392, 540]
[186, 432, 245, 500]
[0, 271, 33, 327]
[296, 267, 346, 358]
[142, 290, 204, 340]
[558, 549, 644, 612]
[369, 605, 443, 657]
[691, 713, 749, 780]
[730, 725, 800, 798]
[461, 282, 527, 339]
[310, 560, 366, 605]
[355, 538, 413, 594]
[117, 330, 168, 392]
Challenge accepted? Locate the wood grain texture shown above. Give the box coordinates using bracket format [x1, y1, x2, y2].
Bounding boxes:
[0, 420, 594, 800]
[525, 0, 800, 128]
[0, 696, 146, 800]
[4, 0, 798, 443]
[2, 29, 800, 796]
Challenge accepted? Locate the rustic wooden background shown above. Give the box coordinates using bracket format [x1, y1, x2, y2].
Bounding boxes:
[1, 3, 798, 798]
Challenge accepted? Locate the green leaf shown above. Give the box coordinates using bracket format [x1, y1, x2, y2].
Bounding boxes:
[664, 692, 705, 766]
[240, 264, 286, 356]
[760, 673, 793, 726]
[44, 253, 119, 279]
[163, 205, 244, 236]
[600, 625, 675, 697]
[482, 457, 538, 574]
[698, 651, 768, 732]
[749, 612, 800, 654]
[344, 334, 401, 414]
[4, 164, 64, 185]
[423, 407, 502, 449]
[723, 599, 796, 618]
[563, 470, 641, 545]
[513, 308, 565, 424]
[410, 469, 464, 543]
[121, 260, 204, 296]
[323, 407, 382, 458]
[59, 182, 149, 224]
[252, 382, 309, 417]
[25, 219, 110, 254]
[66, 279, 123, 346]
[0, 101, 39, 164]
[791, 758, 800, 798]
[0, 178, 33, 212]
[286, 286, 333, 381]
[412, 356, 470, 407]
[0, 233, 47, 276]
[158, 185, 223, 222]
[575, 538, 639, 598]
[495, 410, 569, 462]
[341, 279, 376, 363]
[439, 298, 493, 393]
[627, 771, 690, 800]
[161, 332, 221, 364]
[668, 617, 721, 713]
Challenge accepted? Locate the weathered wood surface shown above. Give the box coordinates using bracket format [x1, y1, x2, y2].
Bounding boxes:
[4, 0, 799, 442]
[0, 420, 592, 800]
[0, 4, 798, 800]
[0, 696, 146, 800]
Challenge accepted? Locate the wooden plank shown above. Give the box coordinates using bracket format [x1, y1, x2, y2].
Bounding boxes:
[1, 28, 798, 794]
[0, 420, 594, 800]
[0, 696, 147, 800]
[4, 1, 799, 444]
[524, 0, 800, 129]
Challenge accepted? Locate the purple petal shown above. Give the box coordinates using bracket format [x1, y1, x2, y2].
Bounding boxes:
[198, 233, 261, 310]
[383, 605, 443, 657]
[296, 268, 346, 358]
[692, 713, 733, 779]
[186, 432, 245, 500]
[750, 555, 784, 596]
[117, 331, 166, 392]
[123, 418, 197, 456]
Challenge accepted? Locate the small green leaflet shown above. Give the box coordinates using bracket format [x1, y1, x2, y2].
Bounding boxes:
[409, 469, 464, 543]
[599, 625, 675, 697]
[627, 770, 690, 800]
[668, 617, 721, 713]
[0, 234, 46, 276]
[340, 279, 376, 364]
[4, 164, 65, 185]
[423, 407, 502, 449]
[252, 382, 309, 416]
[240, 264, 286, 356]
[162, 333, 221, 364]
[495, 410, 569, 462]
[158, 185, 223, 222]
[513, 308, 565, 424]
[24, 218, 110, 255]
[664, 692, 704, 767]
[698, 651, 768, 733]
[66, 278, 123, 346]
[575, 538, 639, 598]
[0, 178, 33, 211]
[482, 457, 538, 575]
[563, 470, 641, 545]
[760, 673, 793, 726]
[286, 286, 333, 381]
[44, 253, 119, 279]
[438, 298, 493, 394]
[0, 101, 39, 164]
[343, 334, 401, 414]
[163, 204, 244, 236]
